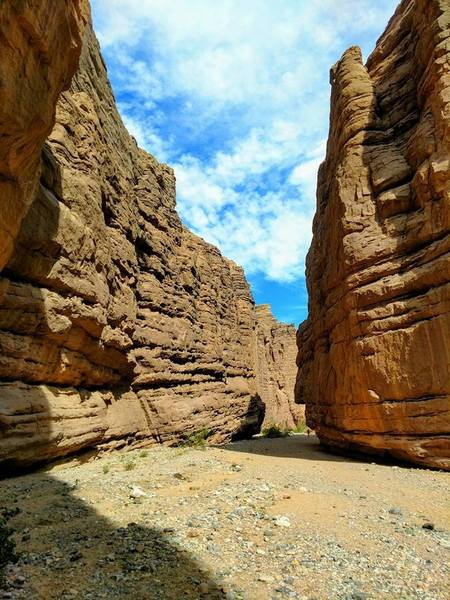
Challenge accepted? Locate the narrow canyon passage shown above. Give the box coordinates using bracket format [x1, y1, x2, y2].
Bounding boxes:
[1, 0, 448, 472]
[0, 0, 449, 598]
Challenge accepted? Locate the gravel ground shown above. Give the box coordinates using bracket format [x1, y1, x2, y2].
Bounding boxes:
[0, 435, 449, 600]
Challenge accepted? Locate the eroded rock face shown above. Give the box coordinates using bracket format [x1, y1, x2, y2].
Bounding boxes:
[296, 0, 450, 469]
[0, 15, 266, 467]
[0, 0, 89, 271]
[255, 305, 303, 430]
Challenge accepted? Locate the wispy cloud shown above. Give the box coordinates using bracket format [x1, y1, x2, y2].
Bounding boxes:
[91, 0, 398, 287]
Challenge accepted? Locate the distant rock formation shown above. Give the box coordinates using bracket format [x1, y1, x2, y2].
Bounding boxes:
[0, 2, 301, 467]
[255, 305, 303, 430]
[296, 0, 450, 469]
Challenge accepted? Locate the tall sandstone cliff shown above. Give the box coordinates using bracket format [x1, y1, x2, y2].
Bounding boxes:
[255, 305, 303, 430]
[296, 0, 450, 469]
[0, 2, 302, 467]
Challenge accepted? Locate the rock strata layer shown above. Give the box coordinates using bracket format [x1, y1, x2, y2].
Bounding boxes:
[296, 0, 450, 469]
[0, 4, 292, 467]
[0, 0, 88, 271]
[255, 305, 303, 430]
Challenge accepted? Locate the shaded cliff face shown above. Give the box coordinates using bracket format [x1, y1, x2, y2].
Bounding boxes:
[296, 0, 450, 469]
[0, 0, 88, 271]
[255, 306, 303, 429]
[0, 14, 264, 467]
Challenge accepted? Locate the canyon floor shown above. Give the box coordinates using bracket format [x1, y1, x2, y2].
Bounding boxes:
[1, 435, 449, 600]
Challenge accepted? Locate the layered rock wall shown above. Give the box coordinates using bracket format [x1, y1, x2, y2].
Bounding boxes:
[296, 0, 450, 469]
[255, 306, 302, 429]
[0, 0, 88, 270]
[0, 9, 265, 467]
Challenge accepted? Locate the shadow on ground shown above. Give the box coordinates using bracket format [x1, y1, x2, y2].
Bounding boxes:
[220, 434, 413, 468]
[0, 471, 226, 599]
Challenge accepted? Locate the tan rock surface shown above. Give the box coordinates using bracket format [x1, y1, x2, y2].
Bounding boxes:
[255, 305, 303, 429]
[0, 0, 89, 271]
[0, 9, 274, 467]
[296, 0, 450, 469]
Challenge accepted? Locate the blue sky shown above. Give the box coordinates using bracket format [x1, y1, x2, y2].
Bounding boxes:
[90, 0, 399, 325]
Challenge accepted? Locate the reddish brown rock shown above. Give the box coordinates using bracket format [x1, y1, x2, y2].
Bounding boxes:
[296, 0, 450, 469]
[255, 305, 303, 430]
[0, 0, 89, 272]
[0, 10, 272, 467]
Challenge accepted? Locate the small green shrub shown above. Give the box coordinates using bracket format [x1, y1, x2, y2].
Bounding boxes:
[293, 419, 308, 434]
[123, 460, 136, 471]
[182, 428, 210, 448]
[261, 424, 291, 438]
[139, 450, 148, 458]
[0, 513, 17, 589]
[102, 464, 110, 474]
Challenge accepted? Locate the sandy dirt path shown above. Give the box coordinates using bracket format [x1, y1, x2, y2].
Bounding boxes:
[1, 435, 449, 599]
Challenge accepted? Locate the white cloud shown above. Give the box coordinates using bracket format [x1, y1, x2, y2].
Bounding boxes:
[171, 133, 326, 281]
[289, 139, 327, 207]
[91, 0, 398, 283]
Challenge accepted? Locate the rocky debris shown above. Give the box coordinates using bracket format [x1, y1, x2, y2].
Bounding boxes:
[0, 435, 448, 599]
[255, 305, 304, 430]
[274, 515, 291, 528]
[129, 486, 146, 500]
[296, 0, 450, 469]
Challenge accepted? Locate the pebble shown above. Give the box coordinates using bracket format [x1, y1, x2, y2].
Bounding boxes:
[388, 507, 402, 516]
[274, 516, 291, 528]
[187, 530, 200, 538]
[129, 485, 146, 499]
[0, 440, 448, 600]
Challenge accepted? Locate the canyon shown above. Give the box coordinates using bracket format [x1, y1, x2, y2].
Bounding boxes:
[0, 2, 449, 598]
[0, 1, 299, 468]
[296, 0, 450, 469]
[0, 0, 449, 473]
